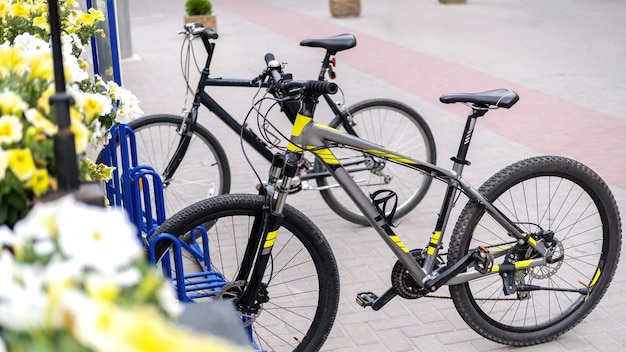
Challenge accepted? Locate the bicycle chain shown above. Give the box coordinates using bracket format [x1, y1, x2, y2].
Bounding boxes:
[396, 241, 522, 301]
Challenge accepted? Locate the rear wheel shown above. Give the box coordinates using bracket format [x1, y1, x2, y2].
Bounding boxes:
[315, 99, 436, 225]
[448, 156, 622, 345]
[151, 193, 340, 352]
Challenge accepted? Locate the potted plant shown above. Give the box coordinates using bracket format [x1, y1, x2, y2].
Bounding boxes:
[330, 0, 361, 17]
[184, 0, 217, 32]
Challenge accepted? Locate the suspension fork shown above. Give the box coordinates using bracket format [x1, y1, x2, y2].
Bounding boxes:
[235, 152, 299, 307]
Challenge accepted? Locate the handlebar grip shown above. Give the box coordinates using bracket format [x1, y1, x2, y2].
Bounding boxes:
[264, 52, 283, 85]
[304, 80, 338, 94]
[200, 28, 218, 40]
[264, 53, 276, 65]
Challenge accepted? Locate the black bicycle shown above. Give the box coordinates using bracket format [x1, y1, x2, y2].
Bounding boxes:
[122, 24, 436, 225]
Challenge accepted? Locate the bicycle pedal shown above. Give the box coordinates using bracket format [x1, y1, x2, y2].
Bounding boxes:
[356, 292, 378, 308]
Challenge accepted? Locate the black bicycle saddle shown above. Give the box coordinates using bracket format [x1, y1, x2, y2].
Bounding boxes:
[439, 88, 519, 108]
[300, 33, 357, 54]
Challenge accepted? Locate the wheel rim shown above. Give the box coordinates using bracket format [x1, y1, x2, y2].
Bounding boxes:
[317, 104, 434, 223]
[155, 208, 330, 351]
[132, 121, 225, 216]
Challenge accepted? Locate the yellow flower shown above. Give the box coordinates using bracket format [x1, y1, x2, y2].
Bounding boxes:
[0, 2, 9, 17]
[26, 51, 54, 81]
[70, 120, 89, 154]
[8, 148, 36, 182]
[85, 276, 121, 303]
[10, 2, 29, 18]
[0, 115, 23, 146]
[32, 15, 50, 31]
[25, 168, 49, 196]
[72, 303, 250, 352]
[37, 85, 55, 114]
[79, 12, 95, 26]
[90, 8, 104, 22]
[0, 149, 8, 182]
[81, 94, 104, 122]
[0, 46, 25, 78]
[25, 109, 58, 136]
[0, 90, 28, 116]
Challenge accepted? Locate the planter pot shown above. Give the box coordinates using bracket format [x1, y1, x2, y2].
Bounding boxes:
[330, 0, 361, 17]
[184, 14, 217, 31]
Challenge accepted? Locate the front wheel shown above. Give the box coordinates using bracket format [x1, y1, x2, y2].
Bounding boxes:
[314, 99, 436, 226]
[151, 194, 340, 352]
[126, 114, 231, 217]
[448, 156, 622, 345]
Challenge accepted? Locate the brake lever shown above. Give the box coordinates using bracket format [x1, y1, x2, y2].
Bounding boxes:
[251, 69, 268, 85]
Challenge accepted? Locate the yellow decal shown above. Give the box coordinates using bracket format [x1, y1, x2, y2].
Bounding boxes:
[263, 230, 278, 248]
[390, 235, 409, 253]
[287, 142, 303, 152]
[521, 233, 537, 247]
[291, 114, 312, 137]
[312, 148, 339, 164]
[589, 268, 601, 287]
[365, 149, 417, 165]
[427, 231, 441, 255]
[514, 259, 532, 269]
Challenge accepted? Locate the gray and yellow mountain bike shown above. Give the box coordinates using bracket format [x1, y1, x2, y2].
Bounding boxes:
[150, 53, 622, 351]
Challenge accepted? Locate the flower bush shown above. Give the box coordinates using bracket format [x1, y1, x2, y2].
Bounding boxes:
[0, 0, 144, 227]
[0, 196, 251, 352]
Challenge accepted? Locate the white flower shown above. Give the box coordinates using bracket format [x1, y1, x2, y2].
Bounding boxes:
[0, 226, 14, 247]
[11, 33, 48, 55]
[0, 257, 49, 331]
[157, 283, 184, 318]
[55, 199, 142, 275]
[0, 115, 24, 146]
[12, 196, 66, 245]
[61, 290, 123, 352]
[63, 52, 89, 82]
[114, 85, 144, 123]
[25, 108, 58, 136]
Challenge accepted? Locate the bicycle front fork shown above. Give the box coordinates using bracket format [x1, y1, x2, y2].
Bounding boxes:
[235, 151, 299, 310]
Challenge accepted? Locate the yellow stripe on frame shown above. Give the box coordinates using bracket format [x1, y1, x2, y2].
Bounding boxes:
[263, 230, 278, 249]
[390, 235, 409, 253]
[364, 149, 418, 165]
[427, 231, 441, 255]
[312, 148, 339, 164]
[291, 114, 312, 137]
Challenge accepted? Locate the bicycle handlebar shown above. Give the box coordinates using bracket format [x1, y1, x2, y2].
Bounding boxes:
[264, 52, 338, 96]
[182, 23, 218, 40]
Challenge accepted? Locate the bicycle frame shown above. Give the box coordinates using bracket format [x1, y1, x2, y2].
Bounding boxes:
[161, 32, 357, 183]
[255, 101, 554, 295]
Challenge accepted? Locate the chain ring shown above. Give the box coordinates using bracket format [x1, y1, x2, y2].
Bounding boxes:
[392, 249, 440, 299]
[215, 280, 261, 327]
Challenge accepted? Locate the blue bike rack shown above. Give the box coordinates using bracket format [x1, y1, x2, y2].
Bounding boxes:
[102, 124, 263, 350]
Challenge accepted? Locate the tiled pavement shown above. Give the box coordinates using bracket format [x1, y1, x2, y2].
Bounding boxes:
[121, 0, 626, 350]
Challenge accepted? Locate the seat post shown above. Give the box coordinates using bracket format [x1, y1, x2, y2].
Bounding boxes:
[318, 51, 333, 81]
[451, 106, 488, 174]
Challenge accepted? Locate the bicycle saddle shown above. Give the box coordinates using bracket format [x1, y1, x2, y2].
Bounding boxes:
[300, 33, 357, 54]
[439, 89, 519, 108]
